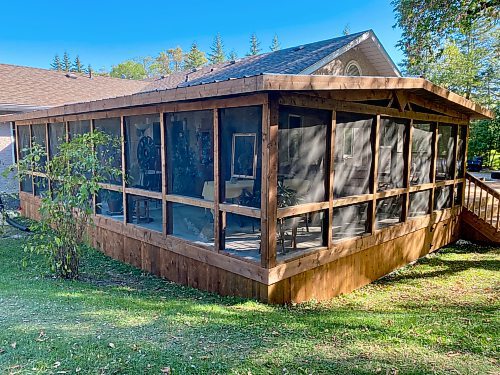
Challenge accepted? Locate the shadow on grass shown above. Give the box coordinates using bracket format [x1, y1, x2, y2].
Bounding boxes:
[1, 238, 498, 374]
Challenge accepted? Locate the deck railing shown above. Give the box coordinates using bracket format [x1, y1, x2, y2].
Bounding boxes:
[464, 172, 500, 231]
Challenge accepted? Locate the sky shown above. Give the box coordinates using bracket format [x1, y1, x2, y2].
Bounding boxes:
[0, 0, 404, 72]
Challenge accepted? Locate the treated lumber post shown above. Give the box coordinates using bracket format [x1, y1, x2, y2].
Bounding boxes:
[327, 110, 336, 248]
[261, 94, 278, 268]
[402, 119, 413, 221]
[160, 112, 167, 235]
[213, 108, 222, 252]
[120, 116, 127, 225]
[430, 123, 438, 212]
[369, 115, 380, 233]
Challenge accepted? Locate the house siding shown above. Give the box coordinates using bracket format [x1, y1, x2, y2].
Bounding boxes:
[0, 122, 16, 193]
[313, 47, 380, 76]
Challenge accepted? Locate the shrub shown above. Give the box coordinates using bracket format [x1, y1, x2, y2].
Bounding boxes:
[12, 130, 121, 278]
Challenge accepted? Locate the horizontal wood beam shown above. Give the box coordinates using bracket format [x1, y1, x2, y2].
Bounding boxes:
[278, 93, 470, 124]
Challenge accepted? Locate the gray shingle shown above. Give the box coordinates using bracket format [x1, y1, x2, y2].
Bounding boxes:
[142, 31, 368, 92]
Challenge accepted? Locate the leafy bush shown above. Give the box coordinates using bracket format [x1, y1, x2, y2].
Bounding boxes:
[11, 130, 121, 278]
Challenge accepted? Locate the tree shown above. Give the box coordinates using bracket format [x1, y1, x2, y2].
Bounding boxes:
[184, 42, 208, 70]
[110, 60, 147, 80]
[12, 131, 122, 278]
[228, 50, 238, 61]
[209, 33, 226, 64]
[342, 24, 351, 36]
[391, 0, 499, 78]
[270, 34, 281, 52]
[62, 51, 71, 72]
[392, 0, 499, 168]
[86, 64, 92, 76]
[468, 105, 500, 168]
[168, 47, 184, 72]
[51, 54, 62, 71]
[248, 33, 261, 56]
[150, 51, 172, 77]
[72, 55, 84, 73]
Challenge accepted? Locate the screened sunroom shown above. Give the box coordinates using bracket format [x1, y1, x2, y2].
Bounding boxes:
[7, 74, 492, 303]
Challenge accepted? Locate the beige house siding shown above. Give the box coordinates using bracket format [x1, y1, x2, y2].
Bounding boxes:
[313, 47, 380, 76]
[0, 122, 16, 193]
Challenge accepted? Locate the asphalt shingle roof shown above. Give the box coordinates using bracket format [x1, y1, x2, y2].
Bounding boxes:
[0, 64, 149, 107]
[142, 31, 368, 92]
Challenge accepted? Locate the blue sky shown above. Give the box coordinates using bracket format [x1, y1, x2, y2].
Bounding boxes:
[0, 0, 404, 71]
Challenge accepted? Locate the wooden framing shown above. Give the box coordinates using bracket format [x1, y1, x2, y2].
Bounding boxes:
[12, 79, 493, 303]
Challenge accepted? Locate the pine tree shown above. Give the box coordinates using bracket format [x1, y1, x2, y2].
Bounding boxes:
[62, 51, 71, 72]
[72, 55, 84, 73]
[86, 64, 93, 76]
[184, 42, 208, 70]
[208, 33, 226, 64]
[342, 24, 351, 36]
[228, 50, 238, 61]
[270, 34, 281, 52]
[247, 34, 261, 56]
[51, 54, 62, 71]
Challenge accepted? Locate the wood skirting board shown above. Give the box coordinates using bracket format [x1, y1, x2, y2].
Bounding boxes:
[19, 192, 461, 304]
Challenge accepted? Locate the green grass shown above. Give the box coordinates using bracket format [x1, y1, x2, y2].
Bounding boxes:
[0, 237, 498, 374]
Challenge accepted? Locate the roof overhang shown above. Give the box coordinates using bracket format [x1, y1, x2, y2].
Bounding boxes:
[298, 30, 402, 77]
[0, 74, 493, 123]
[0, 103, 52, 113]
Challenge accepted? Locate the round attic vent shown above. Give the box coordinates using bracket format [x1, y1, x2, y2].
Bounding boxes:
[344, 60, 362, 76]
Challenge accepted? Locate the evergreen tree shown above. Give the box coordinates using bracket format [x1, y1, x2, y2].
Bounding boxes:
[62, 51, 71, 72]
[270, 34, 281, 52]
[228, 50, 238, 61]
[86, 64, 92, 76]
[72, 55, 84, 73]
[51, 54, 62, 71]
[247, 34, 261, 56]
[342, 24, 351, 36]
[184, 42, 208, 70]
[208, 33, 226, 64]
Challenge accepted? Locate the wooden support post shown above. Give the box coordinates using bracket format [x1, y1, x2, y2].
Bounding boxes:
[90, 119, 96, 215]
[402, 119, 413, 221]
[451, 125, 459, 206]
[29, 124, 34, 194]
[160, 112, 167, 235]
[45, 123, 51, 194]
[14, 122, 21, 193]
[261, 94, 278, 268]
[327, 110, 336, 248]
[213, 108, 222, 252]
[120, 116, 127, 225]
[369, 115, 380, 233]
[461, 125, 470, 207]
[65, 121, 69, 142]
[430, 123, 439, 212]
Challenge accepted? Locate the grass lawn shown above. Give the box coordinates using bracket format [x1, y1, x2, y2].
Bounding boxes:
[0, 237, 498, 374]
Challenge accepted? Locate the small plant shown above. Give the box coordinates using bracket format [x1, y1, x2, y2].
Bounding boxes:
[277, 181, 300, 208]
[10, 130, 121, 279]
